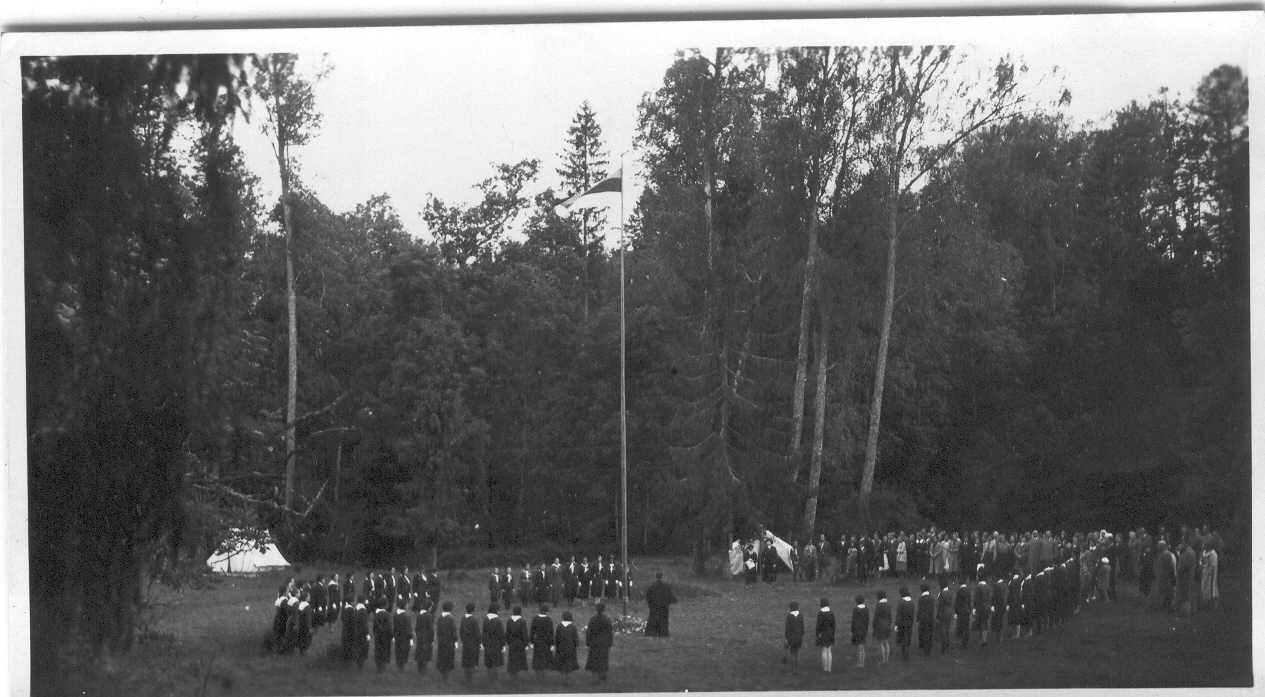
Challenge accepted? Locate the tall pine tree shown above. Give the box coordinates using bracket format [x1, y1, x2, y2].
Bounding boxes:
[556, 102, 610, 320]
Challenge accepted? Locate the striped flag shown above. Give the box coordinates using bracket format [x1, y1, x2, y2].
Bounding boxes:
[554, 166, 622, 215]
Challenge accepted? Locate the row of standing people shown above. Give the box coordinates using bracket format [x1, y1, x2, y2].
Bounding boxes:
[266, 568, 442, 657]
[787, 524, 1225, 589]
[488, 555, 632, 609]
[785, 553, 1103, 674]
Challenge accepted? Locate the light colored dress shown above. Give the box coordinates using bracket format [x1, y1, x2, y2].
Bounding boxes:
[1200, 549, 1219, 601]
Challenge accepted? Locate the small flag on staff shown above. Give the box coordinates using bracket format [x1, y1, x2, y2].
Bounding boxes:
[554, 166, 622, 215]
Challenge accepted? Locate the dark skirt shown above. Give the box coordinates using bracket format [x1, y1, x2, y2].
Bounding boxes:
[484, 645, 504, 668]
[416, 640, 433, 666]
[532, 642, 554, 671]
[585, 646, 610, 673]
[507, 645, 528, 673]
[436, 642, 455, 672]
[461, 641, 481, 668]
[873, 618, 892, 641]
[973, 608, 990, 631]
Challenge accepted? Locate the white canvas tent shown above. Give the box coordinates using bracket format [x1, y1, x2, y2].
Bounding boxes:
[207, 530, 292, 574]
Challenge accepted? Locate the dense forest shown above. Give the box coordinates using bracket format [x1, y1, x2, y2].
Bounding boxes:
[24, 48, 1247, 664]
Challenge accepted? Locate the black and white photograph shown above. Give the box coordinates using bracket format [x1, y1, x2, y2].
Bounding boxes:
[2, 8, 1259, 696]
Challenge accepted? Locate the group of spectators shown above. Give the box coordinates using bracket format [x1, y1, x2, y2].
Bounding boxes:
[762, 523, 1223, 613]
[780, 523, 1225, 673]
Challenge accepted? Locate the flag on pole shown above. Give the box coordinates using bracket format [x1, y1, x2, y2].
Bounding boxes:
[554, 165, 622, 216]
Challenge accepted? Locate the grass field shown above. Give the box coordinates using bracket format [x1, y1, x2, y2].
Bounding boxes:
[60, 556, 1252, 695]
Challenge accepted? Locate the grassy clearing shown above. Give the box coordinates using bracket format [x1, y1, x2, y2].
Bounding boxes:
[59, 556, 1250, 695]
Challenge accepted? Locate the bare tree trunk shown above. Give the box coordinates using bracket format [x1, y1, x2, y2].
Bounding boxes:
[277, 123, 299, 512]
[800, 296, 831, 538]
[788, 207, 821, 481]
[858, 186, 898, 524]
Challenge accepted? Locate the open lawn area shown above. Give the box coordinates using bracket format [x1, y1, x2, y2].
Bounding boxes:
[61, 557, 1252, 695]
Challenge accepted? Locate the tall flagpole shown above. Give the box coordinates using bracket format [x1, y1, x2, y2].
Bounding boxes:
[619, 151, 629, 618]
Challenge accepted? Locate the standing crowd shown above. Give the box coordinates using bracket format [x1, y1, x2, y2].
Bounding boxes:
[778, 523, 1225, 673]
[264, 559, 620, 684]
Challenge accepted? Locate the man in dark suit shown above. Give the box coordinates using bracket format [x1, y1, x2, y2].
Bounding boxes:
[644, 572, 677, 637]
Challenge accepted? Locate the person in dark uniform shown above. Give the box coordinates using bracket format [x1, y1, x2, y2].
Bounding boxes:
[519, 566, 534, 607]
[343, 572, 356, 613]
[990, 574, 1009, 644]
[327, 574, 342, 627]
[554, 610, 580, 681]
[361, 570, 376, 608]
[435, 601, 457, 682]
[645, 572, 677, 637]
[384, 568, 397, 607]
[916, 584, 935, 656]
[296, 588, 315, 655]
[954, 581, 971, 649]
[550, 559, 564, 606]
[372, 597, 392, 672]
[785, 601, 804, 673]
[349, 597, 370, 669]
[973, 568, 991, 646]
[399, 568, 413, 612]
[577, 558, 591, 606]
[744, 544, 759, 586]
[1019, 572, 1036, 637]
[851, 594, 870, 668]
[269, 583, 290, 654]
[1008, 573, 1024, 639]
[530, 604, 555, 675]
[762, 538, 779, 583]
[393, 595, 414, 670]
[411, 568, 425, 612]
[489, 567, 502, 606]
[427, 568, 442, 615]
[483, 603, 506, 681]
[815, 597, 835, 672]
[311, 575, 327, 631]
[935, 583, 955, 654]
[605, 561, 620, 600]
[593, 555, 606, 599]
[564, 557, 579, 607]
[460, 602, 481, 683]
[535, 563, 551, 605]
[873, 590, 892, 664]
[339, 595, 356, 662]
[502, 566, 516, 608]
[584, 602, 614, 682]
[415, 599, 434, 673]
[895, 587, 915, 660]
[506, 605, 529, 679]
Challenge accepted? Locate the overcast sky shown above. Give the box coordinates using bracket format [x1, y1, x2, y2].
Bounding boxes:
[218, 14, 1255, 238]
